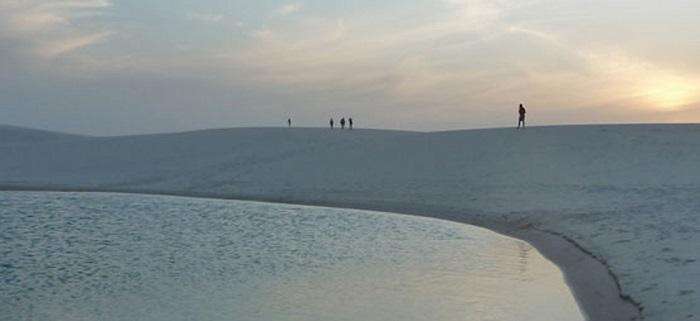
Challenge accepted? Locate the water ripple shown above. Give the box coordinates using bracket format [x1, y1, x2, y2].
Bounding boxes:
[0, 192, 583, 321]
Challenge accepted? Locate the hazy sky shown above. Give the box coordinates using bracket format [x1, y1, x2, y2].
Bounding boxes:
[1, 0, 700, 135]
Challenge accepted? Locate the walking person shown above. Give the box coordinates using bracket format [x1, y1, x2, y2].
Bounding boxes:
[330, 118, 334, 129]
[287, 118, 292, 128]
[348, 117, 353, 129]
[517, 104, 526, 129]
[340, 118, 346, 129]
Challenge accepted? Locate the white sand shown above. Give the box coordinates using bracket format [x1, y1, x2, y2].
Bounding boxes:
[1, 124, 699, 320]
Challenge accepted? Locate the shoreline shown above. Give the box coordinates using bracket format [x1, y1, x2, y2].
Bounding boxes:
[496, 225, 641, 321]
[0, 187, 642, 320]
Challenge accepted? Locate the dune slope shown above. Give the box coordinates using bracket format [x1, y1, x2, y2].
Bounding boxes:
[1, 124, 699, 320]
[0, 125, 84, 144]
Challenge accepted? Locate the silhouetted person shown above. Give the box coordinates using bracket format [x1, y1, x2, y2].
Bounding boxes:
[330, 118, 334, 129]
[287, 118, 291, 127]
[348, 117, 353, 129]
[340, 118, 346, 129]
[517, 104, 526, 129]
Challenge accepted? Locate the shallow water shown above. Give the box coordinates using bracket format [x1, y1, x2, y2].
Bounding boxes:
[0, 192, 584, 321]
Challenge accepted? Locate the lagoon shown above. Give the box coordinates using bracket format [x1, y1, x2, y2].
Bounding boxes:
[0, 192, 584, 321]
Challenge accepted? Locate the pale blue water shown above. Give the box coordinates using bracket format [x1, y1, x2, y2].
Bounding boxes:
[0, 192, 584, 321]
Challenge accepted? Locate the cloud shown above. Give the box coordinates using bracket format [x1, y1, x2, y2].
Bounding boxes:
[229, 1, 700, 119]
[6, 11, 68, 32]
[39, 31, 113, 58]
[507, 26, 700, 111]
[4, 0, 700, 134]
[275, 3, 303, 16]
[188, 12, 224, 23]
[0, 0, 113, 59]
[224, 1, 526, 105]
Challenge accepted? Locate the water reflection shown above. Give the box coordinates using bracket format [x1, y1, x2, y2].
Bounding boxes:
[0, 192, 584, 321]
[518, 241, 532, 280]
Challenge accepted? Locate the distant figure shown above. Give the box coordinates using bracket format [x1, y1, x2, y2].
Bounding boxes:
[330, 118, 334, 129]
[517, 104, 526, 129]
[340, 118, 346, 129]
[287, 118, 292, 127]
[348, 117, 353, 129]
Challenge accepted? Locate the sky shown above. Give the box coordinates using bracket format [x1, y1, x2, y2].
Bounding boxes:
[1, 0, 700, 135]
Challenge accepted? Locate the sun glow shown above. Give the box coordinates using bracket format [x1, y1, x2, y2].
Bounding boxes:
[583, 50, 700, 112]
[640, 78, 699, 111]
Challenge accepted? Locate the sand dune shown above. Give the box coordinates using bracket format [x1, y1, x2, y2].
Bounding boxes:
[2, 124, 699, 320]
[0, 125, 85, 144]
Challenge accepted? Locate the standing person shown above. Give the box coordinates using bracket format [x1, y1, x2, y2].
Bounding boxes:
[348, 117, 353, 129]
[340, 118, 346, 129]
[287, 118, 292, 127]
[517, 104, 526, 129]
[330, 118, 334, 129]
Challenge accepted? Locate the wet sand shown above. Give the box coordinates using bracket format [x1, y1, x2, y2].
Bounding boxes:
[503, 225, 640, 321]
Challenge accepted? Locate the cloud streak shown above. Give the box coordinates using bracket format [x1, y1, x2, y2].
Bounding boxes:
[188, 12, 224, 23]
[226, 1, 534, 106]
[0, 0, 113, 59]
[224, 0, 700, 120]
[274, 3, 303, 16]
[507, 26, 700, 110]
[39, 31, 113, 58]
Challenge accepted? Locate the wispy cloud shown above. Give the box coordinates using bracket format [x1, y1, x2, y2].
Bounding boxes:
[223, 0, 700, 117]
[227, 1, 526, 104]
[39, 31, 113, 58]
[274, 3, 303, 16]
[507, 26, 700, 110]
[188, 12, 224, 23]
[0, 0, 113, 59]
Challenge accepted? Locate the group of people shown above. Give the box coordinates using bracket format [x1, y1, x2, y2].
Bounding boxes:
[286, 117, 355, 129]
[329, 117, 353, 129]
[286, 104, 526, 130]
